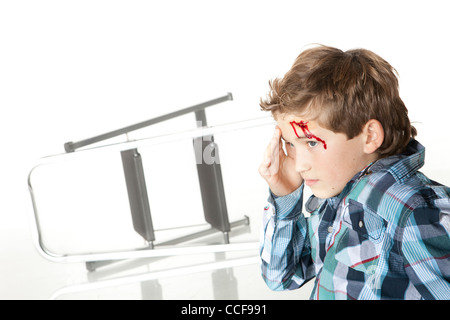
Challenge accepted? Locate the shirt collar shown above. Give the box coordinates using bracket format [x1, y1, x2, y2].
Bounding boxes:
[364, 138, 425, 183]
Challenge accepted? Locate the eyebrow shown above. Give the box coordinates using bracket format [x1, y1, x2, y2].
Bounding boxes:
[281, 135, 306, 143]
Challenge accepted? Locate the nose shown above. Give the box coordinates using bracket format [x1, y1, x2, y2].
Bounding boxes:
[295, 151, 311, 173]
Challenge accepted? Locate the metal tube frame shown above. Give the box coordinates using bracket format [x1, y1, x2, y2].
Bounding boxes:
[28, 102, 275, 265]
[64, 93, 233, 153]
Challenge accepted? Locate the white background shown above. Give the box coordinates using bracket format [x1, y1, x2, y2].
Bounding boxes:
[1, 0, 449, 299]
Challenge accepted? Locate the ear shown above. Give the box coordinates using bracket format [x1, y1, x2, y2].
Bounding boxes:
[362, 119, 384, 154]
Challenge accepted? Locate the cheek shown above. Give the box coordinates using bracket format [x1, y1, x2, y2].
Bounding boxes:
[320, 150, 354, 182]
[326, 149, 364, 183]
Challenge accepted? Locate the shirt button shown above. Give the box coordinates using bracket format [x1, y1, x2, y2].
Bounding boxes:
[358, 220, 364, 228]
[327, 226, 333, 233]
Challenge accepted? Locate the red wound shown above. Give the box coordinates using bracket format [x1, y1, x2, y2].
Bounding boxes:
[289, 121, 327, 149]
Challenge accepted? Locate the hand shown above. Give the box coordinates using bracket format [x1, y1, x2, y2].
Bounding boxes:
[258, 126, 303, 197]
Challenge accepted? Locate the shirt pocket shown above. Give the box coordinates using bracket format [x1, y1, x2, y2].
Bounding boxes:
[335, 200, 386, 274]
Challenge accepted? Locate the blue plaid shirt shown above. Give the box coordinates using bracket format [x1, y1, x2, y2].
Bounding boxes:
[260, 140, 450, 299]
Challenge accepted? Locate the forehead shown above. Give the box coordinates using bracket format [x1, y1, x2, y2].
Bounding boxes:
[275, 113, 322, 136]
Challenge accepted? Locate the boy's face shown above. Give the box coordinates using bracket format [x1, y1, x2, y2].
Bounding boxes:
[275, 113, 376, 199]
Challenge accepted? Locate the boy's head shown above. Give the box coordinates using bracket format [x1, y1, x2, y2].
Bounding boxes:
[260, 45, 416, 157]
[260, 45, 417, 198]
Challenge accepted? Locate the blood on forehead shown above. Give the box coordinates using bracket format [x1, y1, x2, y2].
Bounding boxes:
[289, 121, 327, 150]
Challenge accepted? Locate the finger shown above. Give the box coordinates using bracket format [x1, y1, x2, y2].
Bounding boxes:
[258, 161, 270, 177]
[260, 127, 282, 177]
[270, 127, 280, 154]
[258, 141, 271, 176]
[262, 143, 271, 166]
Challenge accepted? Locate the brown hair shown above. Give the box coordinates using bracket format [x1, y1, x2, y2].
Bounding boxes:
[260, 45, 417, 157]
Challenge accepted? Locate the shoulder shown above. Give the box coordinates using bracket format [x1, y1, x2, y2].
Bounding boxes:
[356, 169, 449, 226]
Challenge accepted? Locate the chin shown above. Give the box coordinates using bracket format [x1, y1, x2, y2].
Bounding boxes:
[310, 187, 342, 199]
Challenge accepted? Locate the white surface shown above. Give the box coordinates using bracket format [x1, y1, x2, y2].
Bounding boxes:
[0, 1, 449, 300]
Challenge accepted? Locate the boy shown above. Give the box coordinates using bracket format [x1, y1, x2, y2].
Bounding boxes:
[258, 45, 450, 299]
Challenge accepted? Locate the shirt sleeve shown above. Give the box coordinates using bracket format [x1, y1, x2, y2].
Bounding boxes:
[259, 185, 315, 291]
[401, 198, 450, 300]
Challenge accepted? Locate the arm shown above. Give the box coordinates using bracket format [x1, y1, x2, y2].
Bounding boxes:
[260, 186, 315, 290]
[258, 127, 314, 290]
[402, 201, 450, 299]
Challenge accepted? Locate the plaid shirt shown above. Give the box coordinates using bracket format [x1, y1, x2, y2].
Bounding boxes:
[260, 139, 450, 299]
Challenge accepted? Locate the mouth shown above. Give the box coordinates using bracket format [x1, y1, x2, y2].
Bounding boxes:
[304, 179, 319, 187]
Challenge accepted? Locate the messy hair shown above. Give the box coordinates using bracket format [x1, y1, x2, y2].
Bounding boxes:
[260, 45, 417, 157]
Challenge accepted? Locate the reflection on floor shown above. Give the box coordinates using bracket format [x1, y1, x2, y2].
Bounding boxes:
[51, 225, 314, 300]
[1, 216, 313, 300]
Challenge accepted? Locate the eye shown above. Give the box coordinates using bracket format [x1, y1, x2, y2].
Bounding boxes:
[282, 138, 294, 149]
[307, 141, 319, 148]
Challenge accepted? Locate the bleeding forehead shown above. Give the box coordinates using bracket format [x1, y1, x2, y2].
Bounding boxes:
[277, 115, 319, 134]
[277, 115, 328, 149]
